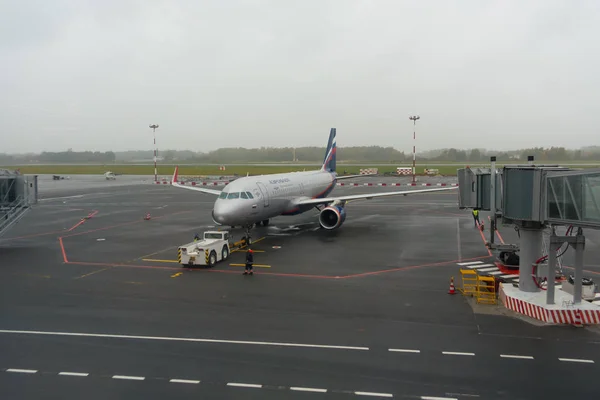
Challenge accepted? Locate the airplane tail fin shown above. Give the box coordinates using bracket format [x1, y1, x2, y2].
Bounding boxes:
[171, 166, 179, 184]
[321, 128, 336, 172]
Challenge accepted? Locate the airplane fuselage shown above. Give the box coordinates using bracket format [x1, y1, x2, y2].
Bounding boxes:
[211, 169, 336, 226]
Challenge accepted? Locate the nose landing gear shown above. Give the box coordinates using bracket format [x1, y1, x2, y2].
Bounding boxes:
[241, 219, 269, 246]
[241, 224, 253, 246]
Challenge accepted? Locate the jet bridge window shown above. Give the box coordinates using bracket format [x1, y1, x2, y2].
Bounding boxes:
[219, 192, 228, 199]
[227, 192, 240, 199]
[240, 192, 248, 199]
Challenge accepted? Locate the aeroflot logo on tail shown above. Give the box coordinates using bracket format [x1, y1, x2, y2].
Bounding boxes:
[269, 178, 290, 184]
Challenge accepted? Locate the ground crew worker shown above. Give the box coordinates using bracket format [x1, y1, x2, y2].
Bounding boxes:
[472, 209, 480, 227]
[244, 249, 254, 275]
[194, 233, 200, 242]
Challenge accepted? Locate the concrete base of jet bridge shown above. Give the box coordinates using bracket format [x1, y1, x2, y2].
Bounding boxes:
[499, 283, 600, 325]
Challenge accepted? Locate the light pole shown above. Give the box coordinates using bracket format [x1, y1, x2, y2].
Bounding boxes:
[149, 124, 159, 182]
[409, 115, 420, 184]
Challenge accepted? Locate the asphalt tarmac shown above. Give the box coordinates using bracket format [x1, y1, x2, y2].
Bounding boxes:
[1, 175, 600, 400]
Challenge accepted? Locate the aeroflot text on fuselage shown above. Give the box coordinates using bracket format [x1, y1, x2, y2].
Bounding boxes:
[269, 178, 291, 184]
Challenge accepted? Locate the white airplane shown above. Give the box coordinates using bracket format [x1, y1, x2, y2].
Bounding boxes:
[171, 128, 458, 244]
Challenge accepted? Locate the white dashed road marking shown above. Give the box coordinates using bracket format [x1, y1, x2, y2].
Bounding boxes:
[389, 348, 420, 353]
[558, 358, 595, 364]
[355, 391, 393, 397]
[457, 261, 483, 266]
[290, 387, 328, 393]
[58, 372, 89, 377]
[421, 397, 458, 400]
[170, 379, 200, 384]
[442, 351, 475, 356]
[227, 382, 263, 388]
[6, 369, 37, 374]
[112, 375, 145, 380]
[500, 354, 534, 360]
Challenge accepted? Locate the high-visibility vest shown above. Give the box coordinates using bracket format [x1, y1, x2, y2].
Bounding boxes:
[472, 210, 479, 216]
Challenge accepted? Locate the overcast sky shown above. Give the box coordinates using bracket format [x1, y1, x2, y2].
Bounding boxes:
[1, 0, 599, 154]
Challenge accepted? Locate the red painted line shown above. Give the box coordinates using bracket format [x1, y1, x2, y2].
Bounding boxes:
[58, 237, 69, 263]
[61, 210, 191, 238]
[340, 255, 490, 279]
[66, 210, 99, 232]
[65, 260, 180, 271]
[561, 266, 600, 276]
[475, 221, 493, 256]
[0, 229, 65, 241]
[487, 215, 505, 244]
[198, 269, 340, 279]
[67, 219, 86, 232]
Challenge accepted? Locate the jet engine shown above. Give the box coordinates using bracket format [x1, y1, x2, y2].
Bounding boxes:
[319, 205, 346, 230]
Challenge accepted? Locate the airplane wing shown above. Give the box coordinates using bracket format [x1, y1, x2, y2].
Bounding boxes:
[291, 186, 458, 206]
[170, 166, 222, 195]
[335, 173, 376, 180]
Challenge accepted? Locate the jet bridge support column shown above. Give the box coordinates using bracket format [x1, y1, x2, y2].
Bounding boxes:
[547, 232, 557, 305]
[518, 227, 543, 293]
[573, 231, 585, 304]
[547, 231, 585, 304]
[489, 156, 496, 245]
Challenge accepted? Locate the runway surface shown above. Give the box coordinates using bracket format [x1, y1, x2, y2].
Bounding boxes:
[1, 176, 600, 400]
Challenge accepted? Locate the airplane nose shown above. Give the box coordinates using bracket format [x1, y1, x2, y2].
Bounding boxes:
[212, 202, 232, 225]
[212, 208, 226, 224]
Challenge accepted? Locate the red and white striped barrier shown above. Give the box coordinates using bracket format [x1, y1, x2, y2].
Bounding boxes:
[500, 283, 600, 325]
[360, 168, 378, 175]
[336, 182, 458, 187]
[155, 181, 459, 187]
[154, 181, 230, 185]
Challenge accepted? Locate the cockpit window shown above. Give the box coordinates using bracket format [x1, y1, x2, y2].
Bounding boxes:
[219, 192, 228, 199]
[227, 192, 240, 199]
[240, 192, 248, 199]
[246, 191, 254, 199]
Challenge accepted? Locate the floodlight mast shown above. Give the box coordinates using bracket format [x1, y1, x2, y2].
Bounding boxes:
[150, 124, 159, 182]
[409, 115, 420, 184]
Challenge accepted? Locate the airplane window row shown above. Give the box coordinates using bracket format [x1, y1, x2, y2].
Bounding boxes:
[218, 191, 254, 200]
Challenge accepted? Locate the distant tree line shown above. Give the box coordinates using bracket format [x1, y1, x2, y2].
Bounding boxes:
[1, 145, 599, 164]
[38, 150, 116, 163]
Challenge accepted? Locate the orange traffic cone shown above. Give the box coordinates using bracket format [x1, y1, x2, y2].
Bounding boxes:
[448, 276, 456, 295]
[573, 309, 583, 328]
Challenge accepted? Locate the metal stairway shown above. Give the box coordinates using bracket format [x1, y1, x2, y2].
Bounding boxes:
[542, 225, 566, 276]
[0, 169, 38, 239]
[0, 196, 31, 238]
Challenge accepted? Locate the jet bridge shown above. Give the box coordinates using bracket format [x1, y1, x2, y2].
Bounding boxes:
[458, 159, 600, 316]
[0, 169, 38, 238]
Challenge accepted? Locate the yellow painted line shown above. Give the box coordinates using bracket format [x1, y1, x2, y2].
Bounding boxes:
[171, 272, 183, 278]
[137, 245, 178, 260]
[229, 263, 271, 268]
[142, 259, 180, 263]
[231, 236, 267, 251]
[74, 267, 112, 280]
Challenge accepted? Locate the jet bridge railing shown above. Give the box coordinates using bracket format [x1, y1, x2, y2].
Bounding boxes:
[546, 168, 600, 229]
